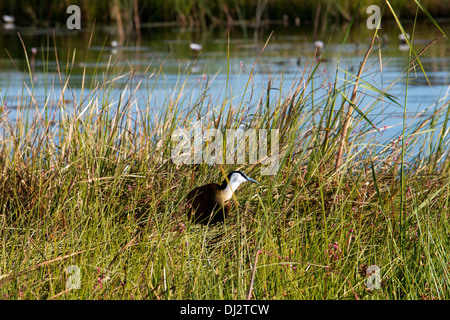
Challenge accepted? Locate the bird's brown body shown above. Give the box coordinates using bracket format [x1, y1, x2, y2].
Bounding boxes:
[186, 171, 259, 225]
[186, 183, 230, 225]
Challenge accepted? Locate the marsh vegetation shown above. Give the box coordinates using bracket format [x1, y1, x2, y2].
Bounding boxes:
[0, 1, 449, 300]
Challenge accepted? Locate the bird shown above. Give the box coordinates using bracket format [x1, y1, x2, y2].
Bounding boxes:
[30, 48, 37, 82]
[186, 171, 259, 225]
[398, 33, 410, 44]
[398, 33, 410, 51]
[189, 43, 202, 52]
[2, 15, 15, 23]
[313, 40, 327, 62]
[189, 43, 202, 58]
[2, 15, 15, 30]
[314, 40, 324, 52]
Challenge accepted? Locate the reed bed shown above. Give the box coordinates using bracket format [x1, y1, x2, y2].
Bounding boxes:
[0, 19, 449, 300]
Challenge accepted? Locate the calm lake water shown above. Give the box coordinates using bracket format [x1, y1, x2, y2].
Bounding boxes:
[0, 20, 449, 143]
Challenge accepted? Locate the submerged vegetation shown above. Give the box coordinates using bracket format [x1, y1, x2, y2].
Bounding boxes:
[0, 2, 449, 300]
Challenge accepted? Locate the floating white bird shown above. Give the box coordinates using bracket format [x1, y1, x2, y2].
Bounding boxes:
[189, 43, 202, 52]
[313, 40, 324, 51]
[398, 33, 410, 51]
[313, 40, 327, 62]
[2, 15, 15, 23]
[398, 33, 410, 44]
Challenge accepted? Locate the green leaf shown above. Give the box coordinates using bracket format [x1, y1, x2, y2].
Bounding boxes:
[336, 87, 379, 132]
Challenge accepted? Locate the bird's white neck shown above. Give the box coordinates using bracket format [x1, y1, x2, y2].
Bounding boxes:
[221, 179, 244, 202]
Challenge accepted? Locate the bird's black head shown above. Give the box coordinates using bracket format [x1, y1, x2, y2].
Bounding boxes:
[220, 171, 259, 189]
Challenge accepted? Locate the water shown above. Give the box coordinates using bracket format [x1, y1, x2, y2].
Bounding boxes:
[0, 20, 449, 143]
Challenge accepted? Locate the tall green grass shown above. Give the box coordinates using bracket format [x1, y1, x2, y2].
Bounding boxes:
[0, 11, 449, 300]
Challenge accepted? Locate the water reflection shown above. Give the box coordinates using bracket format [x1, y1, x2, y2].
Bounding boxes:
[0, 20, 448, 127]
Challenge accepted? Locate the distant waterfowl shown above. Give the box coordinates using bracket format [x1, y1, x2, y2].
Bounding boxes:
[31, 48, 37, 82]
[314, 40, 324, 51]
[2, 15, 15, 30]
[398, 33, 410, 45]
[190, 43, 202, 51]
[398, 33, 410, 51]
[313, 40, 326, 62]
[186, 171, 259, 225]
[2, 15, 15, 23]
[189, 43, 202, 58]
[109, 40, 119, 55]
